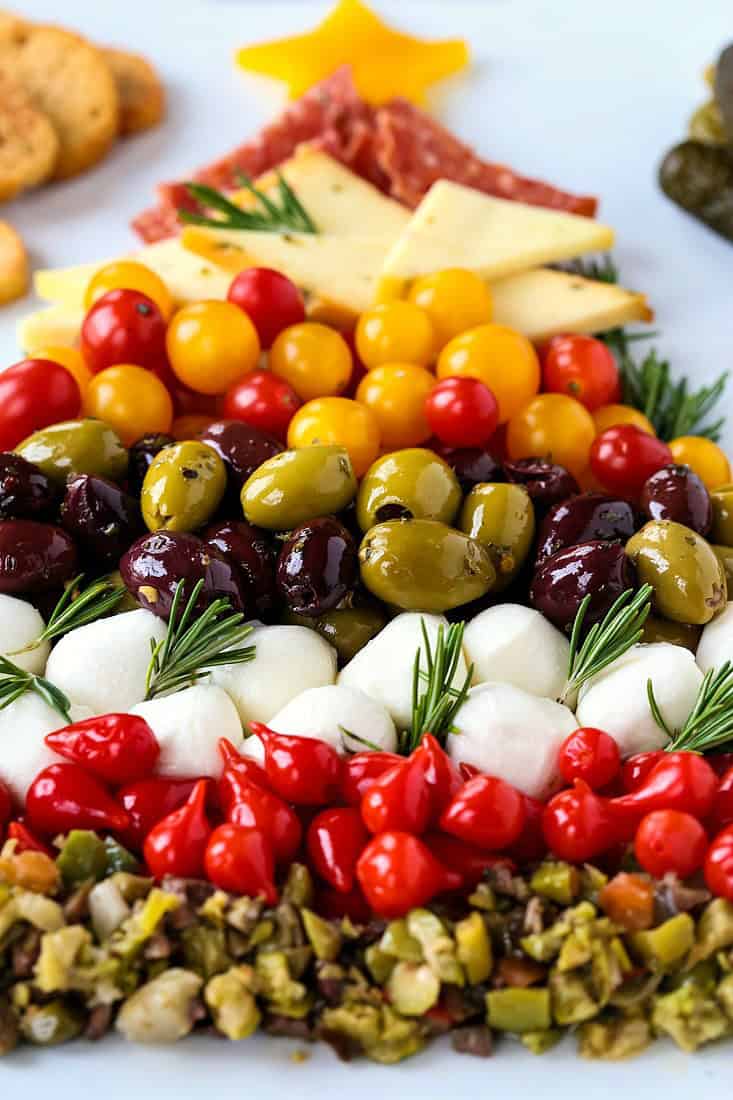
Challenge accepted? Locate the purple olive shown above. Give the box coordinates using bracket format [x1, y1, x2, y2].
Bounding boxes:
[127, 434, 176, 494]
[640, 464, 712, 535]
[0, 453, 57, 520]
[536, 493, 638, 566]
[277, 516, 358, 616]
[530, 540, 637, 633]
[120, 531, 246, 619]
[204, 520, 277, 619]
[198, 420, 283, 486]
[0, 520, 77, 594]
[504, 458, 579, 516]
[60, 475, 143, 565]
[432, 444, 504, 492]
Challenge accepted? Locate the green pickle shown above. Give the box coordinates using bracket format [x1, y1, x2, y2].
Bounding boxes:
[486, 988, 552, 1033]
[56, 831, 108, 886]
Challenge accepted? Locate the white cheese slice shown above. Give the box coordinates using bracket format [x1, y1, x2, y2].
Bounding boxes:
[17, 303, 84, 353]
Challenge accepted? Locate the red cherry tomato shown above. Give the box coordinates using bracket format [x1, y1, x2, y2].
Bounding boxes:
[634, 809, 708, 878]
[361, 755, 431, 836]
[542, 780, 618, 862]
[223, 369, 302, 441]
[307, 806, 369, 893]
[228, 780, 302, 865]
[250, 723, 342, 806]
[143, 780, 211, 879]
[81, 289, 167, 373]
[341, 751, 404, 806]
[204, 824, 278, 904]
[558, 727, 621, 790]
[542, 335, 621, 411]
[356, 831, 462, 918]
[0, 358, 81, 450]
[227, 268, 306, 349]
[621, 752, 664, 792]
[705, 824, 733, 900]
[424, 376, 500, 448]
[439, 775, 526, 851]
[45, 714, 159, 786]
[590, 425, 673, 498]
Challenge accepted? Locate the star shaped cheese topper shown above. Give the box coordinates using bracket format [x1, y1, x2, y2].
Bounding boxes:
[236, 0, 469, 105]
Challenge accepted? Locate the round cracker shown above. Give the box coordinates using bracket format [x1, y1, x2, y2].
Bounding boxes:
[0, 75, 59, 199]
[0, 219, 28, 303]
[104, 47, 165, 135]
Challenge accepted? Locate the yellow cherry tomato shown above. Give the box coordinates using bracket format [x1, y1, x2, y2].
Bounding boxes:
[437, 324, 540, 423]
[33, 345, 93, 398]
[287, 397, 381, 478]
[270, 322, 352, 401]
[668, 435, 732, 490]
[356, 301, 435, 369]
[85, 260, 174, 320]
[407, 269, 493, 350]
[166, 301, 260, 396]
[84, 365, 173, 445]
[506, 393, 596, 478]
[171, 415, 215, 441]
[355, 363, 434, 450]
[593, 403, 656, 436]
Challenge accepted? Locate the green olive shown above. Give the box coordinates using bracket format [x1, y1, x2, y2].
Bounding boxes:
[626, 519, 727, 625]
[241, 445, 357, 530]
[459, 483, 535, 591]
[141, 441, 226, 533]
[688, 100, 727, 145]
[359, 519, 495, 612]
[15, 418, 128, 485]
[356, 449, 461, 532]
[282, 604, 387, 664]
[712, 544, 733, 587]
[101, 570, 139, 614]
[641, 614, 701, 652]
[711, 484, 733, 545]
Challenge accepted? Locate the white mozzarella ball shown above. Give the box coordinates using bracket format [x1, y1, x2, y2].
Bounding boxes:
[0, 695, 92, 802]
[45, 610, 167, 715]
[268, 684, 397, 754]
[697, 602, 733, 673]
[131, 685, 243, 779]
[338, 612, 468, 728]
[211, 625, 336, 727]
[447, 683, 576, 799]
[463, 604, 570, 698]
[576, 642, 703, 756]
[0, 593, 50, 674]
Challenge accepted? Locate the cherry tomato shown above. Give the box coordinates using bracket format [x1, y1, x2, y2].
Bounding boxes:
[342, 329, 369, 397]
[33, 346, 93, 399]
[558, 727, 621, 790]
[270, 323, 352, 401]
[590, 425, 673, 497]
[307, 806, 369, 893]
[634, 809, 707, 878]
[287, 396, 381, 477]
[424, 376, 499, 448]
[542, 335, 621, 411]
[593, 404, 656, 436]
[223, 368, 301, 441]
[166, 300, 260, 395]
[439, 775, 526, 851]
[356, 301, 435, 369]
[542, 780, 618, 862]
[143, 779, 211, 879]
[84, 364, 173, 445]
[437, 324, 540, 423]
[81, 289, 167, 374]
[204, 824, 278, 904]
[0, 358, 81, 450]
[356, 831, 461, 918]
[507, 393, 596, 477]
[355, 363, 434, 449]
[85, 260, 174, 320]
[705, 824, 733, 900]
[407, 269, 493, 350]
[171, 415, 214, 440]
[227, 267, 306, 349]
[669, 436, 731, 491]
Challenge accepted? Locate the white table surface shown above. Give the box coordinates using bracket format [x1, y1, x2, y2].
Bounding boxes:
[3, 0, 733, 1094]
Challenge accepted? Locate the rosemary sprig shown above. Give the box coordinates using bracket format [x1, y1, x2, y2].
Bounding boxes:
[9, 576, 125, 657]
[649, 661, 733, 754]
[144, 580, 255, 700]
[0, 655, 71, 722]
[560, 584, 653, 705]
[179, 173, 317, 234]
[401, 620, 473, 754]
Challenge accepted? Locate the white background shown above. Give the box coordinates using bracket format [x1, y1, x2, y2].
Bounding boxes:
[3, 0, 733, 1095]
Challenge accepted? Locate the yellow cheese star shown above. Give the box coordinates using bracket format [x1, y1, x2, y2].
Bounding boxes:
[236, 0, 469, 105]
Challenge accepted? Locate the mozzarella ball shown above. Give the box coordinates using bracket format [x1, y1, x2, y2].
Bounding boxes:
[576, 642, 703, 756]
[45, 610, 167, 715]
[338, 612, 468, 728]
[447, 683, 576, 799]
[463, 604, 570, 698]
[0, 593, 50, 674]
[131, 685, 243, 779]
[697, 602, 733, 673]
[268, 684, 397, 754]
[0, 695, 92, 802]
[211, 625, 336, 727]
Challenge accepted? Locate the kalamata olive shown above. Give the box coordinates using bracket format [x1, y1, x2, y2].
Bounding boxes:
[198, 420, 283, 486]
[530, 540, 636, 633]
[0, 520, 78, 594]
[127, 433, 176, 494]
[536, 493, 638, 566]
[60, 475, 144, 565]
[204, 520, 277, 619]
[504, 458, 579, 516]
[432, 444, 504, 492]
[0, 453, 57, 520]
[120, 531, 246, 619]
[277, 516, 358, 616]
[640, 464, 712, 535]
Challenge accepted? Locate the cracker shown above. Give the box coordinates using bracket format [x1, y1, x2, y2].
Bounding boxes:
[0, 74, 59, 199]
[0, 219, 28, 303]
[104, 47, 165, 135]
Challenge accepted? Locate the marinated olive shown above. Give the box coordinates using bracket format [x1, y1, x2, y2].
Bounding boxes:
[530, 540, 636, 633]
[0, 520, 78, 594]
[15, 419, 128, 485]
[199, 420, 283, 485]
[536, 493, 638, 566]
[282, 604, 387, 665]
[432, 444, 504, 492]
[356, 448, 462, 532]
[712, 544, 733, 588]
[504, 458, 579, 516]
[100, 570, 140, 614]
[640, 464, 712, 535]
[141, 441, 227, 533]
[642, 614, 701, 652]
[204, 520, 277, 619]
[659, 141, 733, 244]
[626, 520, 727, 625]
[359, 519, 495, 612]
[127, 433, 176, 494]
[0, 453, 57, 520]
[60, 475, 143, 565]
[241, 445, 357, 531]
[120, 531, 246, 619]
[459, 483, 535, 591]
[711, 483, 733, 545]
[277, 516, 358, 616]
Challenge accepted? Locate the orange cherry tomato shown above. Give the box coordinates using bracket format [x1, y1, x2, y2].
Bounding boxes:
[437, 324, 540, 423]
[356, 301, 435, 369]
[593, 403, 656, 436]
[668, 435, 731, 491]
[166, 301, 260, 395]
[506, 393, 596, 477]
[407, 269, 493, 351]
[171, 414, 215, 440]
[270, 322, 352, 401]
[287, 397, 381, 478]
[355, 363, 434, 450]
[84, 364, 173, 445]
[85, 260, 175, 320]
[33, 345, 93, 398]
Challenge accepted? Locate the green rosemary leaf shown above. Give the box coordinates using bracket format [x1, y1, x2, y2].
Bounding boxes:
[180, 175, 317, 235]
[402, 620, 473, 754]
[654, 661, 733, 754]
[0, 654, 71, 722]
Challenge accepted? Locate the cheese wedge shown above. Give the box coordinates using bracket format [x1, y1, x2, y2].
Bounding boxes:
[17, 304, 84, 354]
[378, 181, 615, 288]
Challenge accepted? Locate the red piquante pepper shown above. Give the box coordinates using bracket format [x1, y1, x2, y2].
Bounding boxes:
[341, 751, 403, 806]
[413, 734, 463, 822]
[458, 762, 481, 781]
[705, 824, 733, 901]
[356, 831, 462, 918]
[228, 779, 302, 865]
[26, 763, 129, 836]
[6, 820, 54, 856]
[505, 795, 548, 863]
[204, 824, 278, 904]
[144, 779, 211, 879]
[361, 754, 431, 836]
[217, 738, 269, 815]
[45, 714, 159, 785]
[116, 776, 207, 850]
[621, 752, 663, 793]
[439, 775, 525, 851]
[424, 833, 514, 889]
[543, 779, 618, 862]
[316, 883, 372, 923]
[307, 806, 369, 893]
[250, 723, 342, 806]
[611, 752, 718, 825]
[710, 766, 733, 833]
